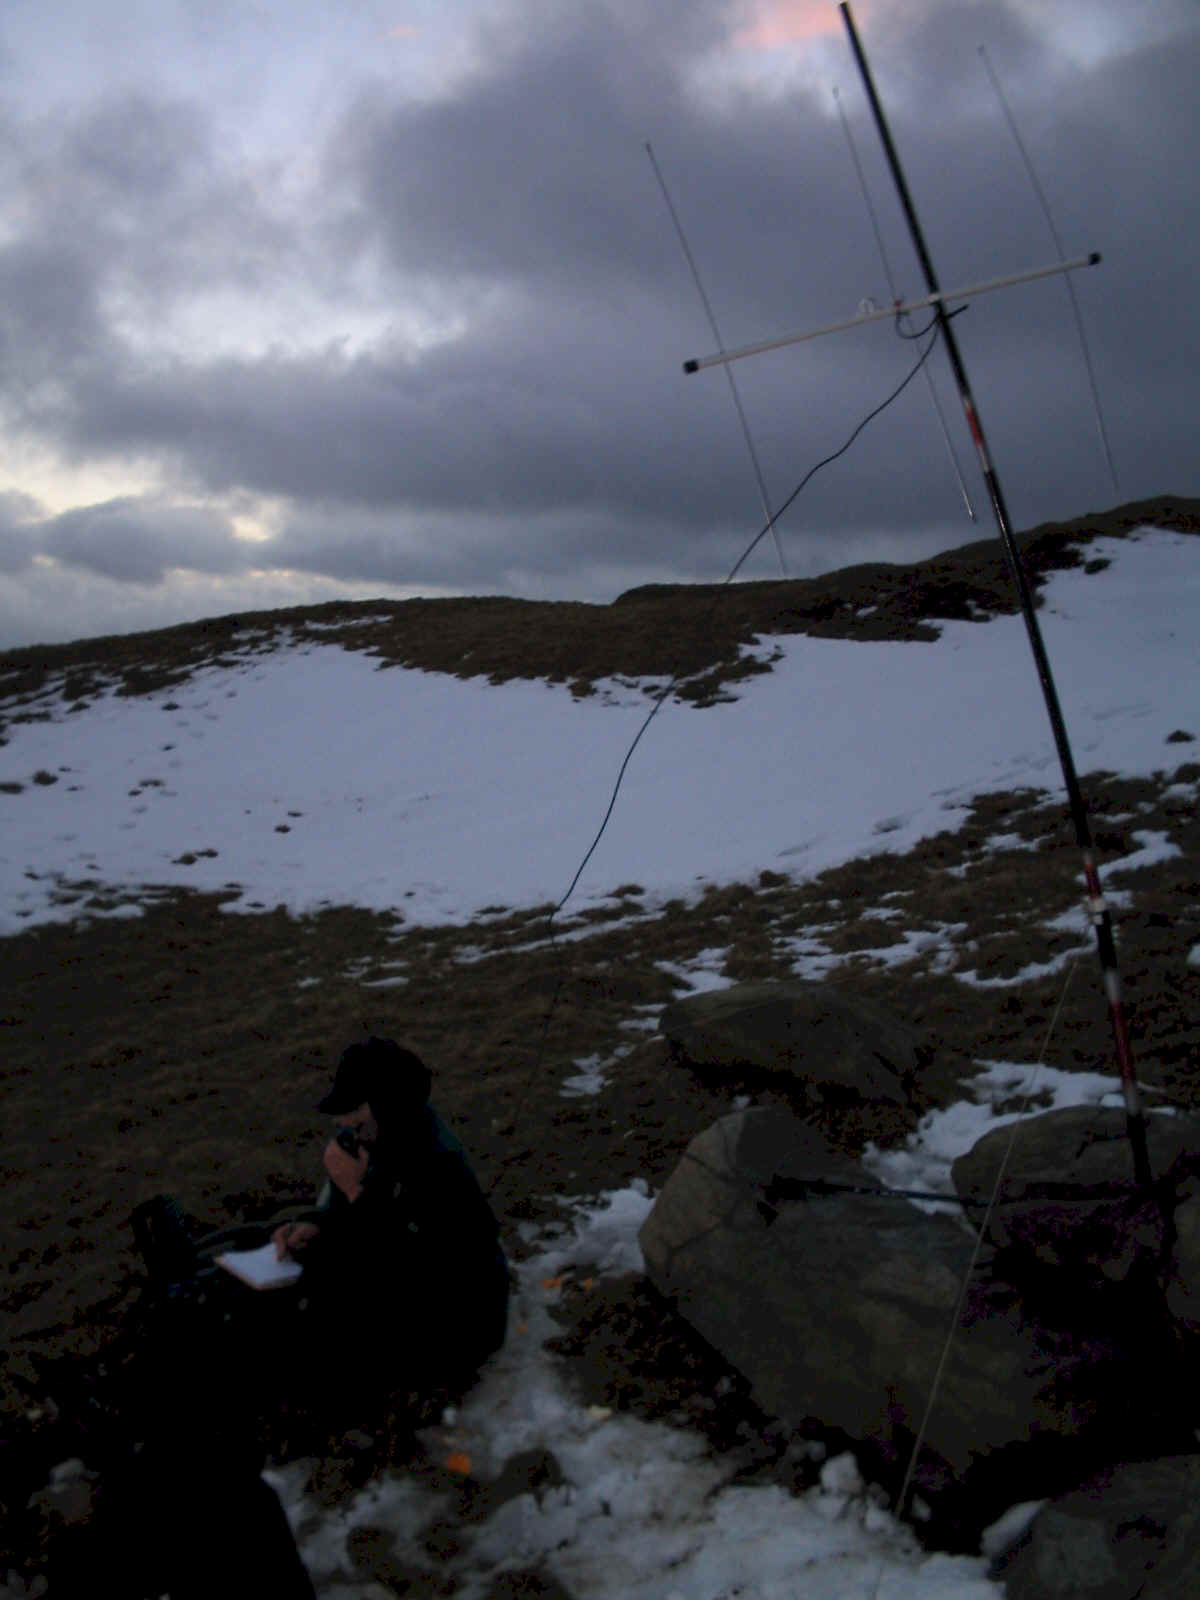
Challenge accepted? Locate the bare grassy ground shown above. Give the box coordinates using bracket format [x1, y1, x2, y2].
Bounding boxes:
[2, 498, 1198, 1572]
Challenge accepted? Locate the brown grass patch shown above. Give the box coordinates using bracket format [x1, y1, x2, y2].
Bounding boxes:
[2, 497, 1195, 726]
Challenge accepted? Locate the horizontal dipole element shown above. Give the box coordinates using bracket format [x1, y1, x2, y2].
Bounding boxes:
[683, 252, 1100, 374]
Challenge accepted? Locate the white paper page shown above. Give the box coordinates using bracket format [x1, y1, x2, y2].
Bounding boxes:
[216, 1241, 304, 1289]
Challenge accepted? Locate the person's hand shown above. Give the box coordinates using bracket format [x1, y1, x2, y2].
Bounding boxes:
[323, 1138, 369, 1202]
[273, 1220, 321, 1261]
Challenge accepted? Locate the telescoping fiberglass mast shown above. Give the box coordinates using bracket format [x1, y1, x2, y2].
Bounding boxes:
[683, 2, 1152, 1190]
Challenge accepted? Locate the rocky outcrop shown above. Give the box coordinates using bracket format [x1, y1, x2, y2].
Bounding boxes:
[995, 1455, 1200, 1599]
[638, 1107, 1120, 1493]
[658, 980, 920, 1106]
[1166, 1194, 1200, 1331]
[639, 1101, 1200, 1549]
[960, 1113, 1200, 1299]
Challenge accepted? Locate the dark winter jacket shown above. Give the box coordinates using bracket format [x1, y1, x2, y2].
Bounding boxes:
[301, 1104, 509, 1379]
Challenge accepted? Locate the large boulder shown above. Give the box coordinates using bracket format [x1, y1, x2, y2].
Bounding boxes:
[638, 1107, 1113, 1494]
[658, 980, 919, 1106]
[1166, 1195, 1200, 1331]
[951, 1107, 1200, 1285]
[995, 1455, 1200, 1599]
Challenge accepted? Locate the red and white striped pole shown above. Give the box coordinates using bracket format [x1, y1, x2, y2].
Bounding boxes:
[837, 0, 1150, 1187]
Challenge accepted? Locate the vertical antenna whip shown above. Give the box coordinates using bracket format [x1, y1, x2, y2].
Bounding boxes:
[978, 45, 1120, 497]
[833, 86, 977, 523]
[645, 140, 789, 578]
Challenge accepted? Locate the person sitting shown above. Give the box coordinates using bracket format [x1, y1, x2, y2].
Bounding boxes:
[97, 1038, 505, 1596]
[272, 1036, 510, 1428]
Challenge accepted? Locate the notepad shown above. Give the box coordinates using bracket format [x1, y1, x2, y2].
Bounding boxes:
[215, 1241, 305, 1290]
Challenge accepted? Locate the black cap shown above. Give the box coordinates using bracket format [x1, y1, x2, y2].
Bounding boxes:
[318, 1036, 432, 1116]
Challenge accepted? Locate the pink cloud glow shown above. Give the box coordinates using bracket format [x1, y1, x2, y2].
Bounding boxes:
[732, 0, 846, 50]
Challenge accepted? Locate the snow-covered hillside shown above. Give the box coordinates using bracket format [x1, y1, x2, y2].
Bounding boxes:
[1, 529, 1195, 938]
[3, 526, 1197, 1598]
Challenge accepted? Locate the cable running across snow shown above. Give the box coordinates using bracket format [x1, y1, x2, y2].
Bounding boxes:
[555, 316, 949, 915]
[486, 320, 949, 1198]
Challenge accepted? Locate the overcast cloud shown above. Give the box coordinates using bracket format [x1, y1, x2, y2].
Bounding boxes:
[0, 0, 1196, 646]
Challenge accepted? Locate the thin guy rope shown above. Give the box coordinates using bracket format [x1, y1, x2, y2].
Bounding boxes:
[890, 955, 1081, 1525]
[867, 955, 1082, 1600]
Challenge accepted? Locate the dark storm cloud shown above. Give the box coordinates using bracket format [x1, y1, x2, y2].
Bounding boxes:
[263, 497, 718, 592]
[64, 92, 211, 204]
[1, 0, 1197, 614]
[0, 491, 41, 574]
[0, 235, 110, 398]
[66, 292, 754, 521]
[879, 25, 1200, 519]
[0, 90, 300, 401]
[40, 498, 248, 584]
[330, 0, 738, 297]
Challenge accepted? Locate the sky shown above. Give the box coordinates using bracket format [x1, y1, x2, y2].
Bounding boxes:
[0, 0, 1197, 649]
[10, 528, 1195, 1593]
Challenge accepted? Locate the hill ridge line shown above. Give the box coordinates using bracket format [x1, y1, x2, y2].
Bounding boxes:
[1, 495, 1196, 717]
